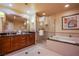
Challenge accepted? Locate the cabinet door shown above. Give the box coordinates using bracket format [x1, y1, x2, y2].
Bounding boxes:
[31, 33, 35, 44]
[26, 34, 31, 46]
[10, 36, 15, 51]
[20, 35, 26, 48]
[13, 36, 20, 50]
[29, 33, 35, 45]
[13, 35, 25, 50]
[0, 37, 2, 55]
[1, 36, 11, 54]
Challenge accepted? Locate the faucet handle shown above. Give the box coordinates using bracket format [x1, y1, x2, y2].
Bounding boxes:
[69, 34, 72, 37]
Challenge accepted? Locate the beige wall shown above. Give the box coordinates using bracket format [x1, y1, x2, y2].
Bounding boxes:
[36, 9, 79, 37]
[35, 8, 79, 37]
[47, 15, 56, 36]
[55, 9, 79, 33]
[40, 9, 79, 38]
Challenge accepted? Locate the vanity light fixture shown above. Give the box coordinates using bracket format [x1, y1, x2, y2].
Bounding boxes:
[42, 12, 46, 16]
[65, 4, 70, 7]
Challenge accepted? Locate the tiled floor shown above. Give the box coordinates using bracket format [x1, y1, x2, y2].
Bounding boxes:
[6, 43, 61, 56]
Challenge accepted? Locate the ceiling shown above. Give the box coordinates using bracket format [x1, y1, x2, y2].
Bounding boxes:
[35, 3, 79, 16]
[0, 3, 79, 16]
[0, 3, 31, 14]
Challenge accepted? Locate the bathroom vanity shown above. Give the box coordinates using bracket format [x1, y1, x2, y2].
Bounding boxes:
[0, 32, 35, 55]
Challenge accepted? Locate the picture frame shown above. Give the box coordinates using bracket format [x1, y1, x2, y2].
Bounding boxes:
[62, 13, 79, 30]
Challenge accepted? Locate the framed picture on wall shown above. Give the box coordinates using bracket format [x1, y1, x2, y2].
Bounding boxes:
[62, 13, 79, 30]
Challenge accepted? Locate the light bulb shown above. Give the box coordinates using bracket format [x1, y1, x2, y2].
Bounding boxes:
[9, 4, 13, 7]
[65, 4, 70, 7]
[42, 12, 46, 15]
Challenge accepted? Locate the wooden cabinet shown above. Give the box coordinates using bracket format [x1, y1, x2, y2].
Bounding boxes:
[0, 32, 35, 55]
[10, 36, 16, 51]
[25, 34, 30, 46]
[25, 33, 35, 46]
[0, 36, 2, 55]
[1, 36, 11, 55]
[14, 35, 22, 50]
[31, 33, 35, 44]
[20, 35, 26, 47]
[29, 33, 35, 45]
[13, 35, 27, 50]
[10, 35, 26, 51]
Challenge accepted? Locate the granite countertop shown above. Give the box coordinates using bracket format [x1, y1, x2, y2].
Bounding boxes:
[0, 32, 35, 36]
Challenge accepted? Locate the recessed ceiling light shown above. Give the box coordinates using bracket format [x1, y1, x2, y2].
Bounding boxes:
[65, 4, 70, 7]
[9, 4, 13, 7]
[42, 12, 46, 15]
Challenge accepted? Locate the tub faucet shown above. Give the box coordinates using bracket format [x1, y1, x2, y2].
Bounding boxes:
[69, 34, 72, 37]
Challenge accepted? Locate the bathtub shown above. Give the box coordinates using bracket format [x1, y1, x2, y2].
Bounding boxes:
[49, 36, 79, 44]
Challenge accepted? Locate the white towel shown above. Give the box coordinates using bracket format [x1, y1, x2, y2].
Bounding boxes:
[39, 30, 44, 36]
